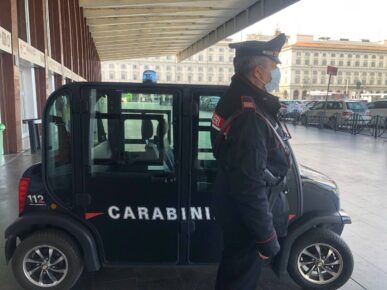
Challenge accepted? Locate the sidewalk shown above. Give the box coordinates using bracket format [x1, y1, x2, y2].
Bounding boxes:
[1, 125, 386, 289]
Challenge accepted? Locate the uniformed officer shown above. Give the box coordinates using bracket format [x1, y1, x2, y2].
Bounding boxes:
[210, 33, 291, 290]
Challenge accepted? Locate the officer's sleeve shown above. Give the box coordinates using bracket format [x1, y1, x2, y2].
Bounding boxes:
[227, 112, 280, 257]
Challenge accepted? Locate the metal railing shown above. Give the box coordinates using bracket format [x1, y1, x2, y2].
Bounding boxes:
[280, 112, 387, 139]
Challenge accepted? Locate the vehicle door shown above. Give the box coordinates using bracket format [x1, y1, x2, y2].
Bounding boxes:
[186, 88, 303, 263]
[375, 101, 387, 117]
[308, 101, 325, 122]
[187, 88, 225, 263]
[80, 84, 182, 264]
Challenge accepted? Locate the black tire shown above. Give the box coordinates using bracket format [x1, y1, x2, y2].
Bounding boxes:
[12, 229, 84, 290]
[288, 229, 353, 290]
[328, 117, 337, 130]
[301, 115, 307, 125]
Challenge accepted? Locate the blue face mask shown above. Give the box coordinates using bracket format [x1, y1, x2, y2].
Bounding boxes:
[265, 67, 281, 93]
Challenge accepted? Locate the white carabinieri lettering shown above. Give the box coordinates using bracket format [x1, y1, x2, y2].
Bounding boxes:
[107, 206, 213, 221]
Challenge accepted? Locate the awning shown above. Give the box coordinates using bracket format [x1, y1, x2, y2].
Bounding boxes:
[79, 0, 299, 61]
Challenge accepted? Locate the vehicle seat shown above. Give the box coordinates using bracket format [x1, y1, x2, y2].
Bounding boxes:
[156, 119, 174, 171]
[141, 119, 159, 160]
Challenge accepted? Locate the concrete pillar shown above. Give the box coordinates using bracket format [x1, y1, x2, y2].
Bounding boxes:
[0, 0, 22, 153]
[29, 0, 48, 117]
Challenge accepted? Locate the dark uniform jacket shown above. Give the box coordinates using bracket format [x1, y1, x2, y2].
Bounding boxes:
[210, 74, 291, 257]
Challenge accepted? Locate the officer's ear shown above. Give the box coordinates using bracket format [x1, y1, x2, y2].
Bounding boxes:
[252, 64, 265, 80]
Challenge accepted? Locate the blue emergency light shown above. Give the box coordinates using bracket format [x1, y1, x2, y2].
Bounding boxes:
[143, 70, 157, 84]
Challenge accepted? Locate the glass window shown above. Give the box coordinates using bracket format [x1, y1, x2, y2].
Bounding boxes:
[327, 102, 343, 110]
[86, 89, 175, 174]
[312, 102, 325, 110]
[121, 64, 126, 70]
[375, 101, 387, 109]
[219, 55, 224, 62]
[46, 92, 73, 205]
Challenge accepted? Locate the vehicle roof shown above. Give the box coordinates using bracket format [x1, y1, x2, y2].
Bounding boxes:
[55, 81, 229, 92]
[370, 99, 387, 103]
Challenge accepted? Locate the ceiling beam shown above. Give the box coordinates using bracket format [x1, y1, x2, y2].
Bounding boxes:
[94, 35, 195, 44]
[92, 28, 208, 38]
[90, 23, 210, 33]
[98, 45, 185, 53]
[96, 42, 189, 49]
[97, 40, 190, 50]
[86, 15, 225, 27]
[80, 0, 218, 8]
[83, 7, 234, 18]
[93, 32, 202, 40]
[101, 51, 176, 59]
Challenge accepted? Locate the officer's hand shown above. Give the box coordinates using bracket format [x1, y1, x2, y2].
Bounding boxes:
[259, 252, 270, 260]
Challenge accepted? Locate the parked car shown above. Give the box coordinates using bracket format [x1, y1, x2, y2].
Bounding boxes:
[280, 100, 303, 117]
[301, 100, 371, 128]
[367, 100, 387, 127]
[5, 82, 353, 290]
[367, 100, 387, 117]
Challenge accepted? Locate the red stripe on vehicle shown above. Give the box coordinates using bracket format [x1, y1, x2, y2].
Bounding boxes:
[288, 214, 296, 221]
[85, 212, 104, 220]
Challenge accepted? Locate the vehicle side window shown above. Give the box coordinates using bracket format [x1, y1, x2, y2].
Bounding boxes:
[332, 102, 343, 110]
[312, 102, 325, 110]
[326, 102, 335, 110]
[367, 102, 375, 109]
[86, 88, 175, 175]
[45, 92, 73, 205]
[375, 101, 387, 109]
[196, 95, 220, 192]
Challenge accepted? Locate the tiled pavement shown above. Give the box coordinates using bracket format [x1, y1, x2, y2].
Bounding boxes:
[1, 126, 386, 289]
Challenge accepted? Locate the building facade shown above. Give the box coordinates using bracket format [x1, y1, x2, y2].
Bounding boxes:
[279, 35, 387, 100]
[102, 34, 387, 102]
[102, 38, 235, 86]
[0, 0, 101, 153]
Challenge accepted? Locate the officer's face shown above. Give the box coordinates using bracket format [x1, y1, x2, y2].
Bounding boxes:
[256, 58, 278, 85]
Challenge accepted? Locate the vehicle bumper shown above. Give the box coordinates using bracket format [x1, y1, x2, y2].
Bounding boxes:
[339, 210, 352, 224]
[4, 235, 17, 264]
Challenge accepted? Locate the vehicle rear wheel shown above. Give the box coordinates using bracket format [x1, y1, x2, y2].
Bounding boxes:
[12, 229, 84, 290]
[288, 229, 353, 290]
[328, 117, 337, 129]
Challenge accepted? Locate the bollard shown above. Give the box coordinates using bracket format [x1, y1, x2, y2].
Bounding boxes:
[0, 123, 5, 155]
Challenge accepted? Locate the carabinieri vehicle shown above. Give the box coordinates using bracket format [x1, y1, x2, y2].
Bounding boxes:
[5, 82, 353, 290]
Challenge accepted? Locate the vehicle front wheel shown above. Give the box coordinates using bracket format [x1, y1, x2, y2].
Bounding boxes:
[288, 229, 353, 290]
[12, 229, 84, 290]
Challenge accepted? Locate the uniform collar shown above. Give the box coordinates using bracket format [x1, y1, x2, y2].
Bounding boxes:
[230, 74, 281, 117]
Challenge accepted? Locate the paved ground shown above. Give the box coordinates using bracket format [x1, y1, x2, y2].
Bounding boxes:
[1, 125, 386, 289]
